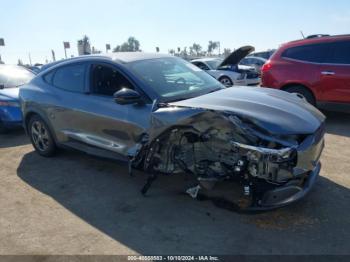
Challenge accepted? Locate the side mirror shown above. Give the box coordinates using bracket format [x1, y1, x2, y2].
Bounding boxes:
[113, 88, 142, 105]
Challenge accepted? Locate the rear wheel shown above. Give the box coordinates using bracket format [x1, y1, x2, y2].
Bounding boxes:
[28, 115, 56, 157]
[219, 76, 233, 87]
[284, 85, 316, 106]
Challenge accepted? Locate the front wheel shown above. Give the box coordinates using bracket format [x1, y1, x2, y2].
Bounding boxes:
[28, 115, 56, 157]
[219, 76, 233, 87]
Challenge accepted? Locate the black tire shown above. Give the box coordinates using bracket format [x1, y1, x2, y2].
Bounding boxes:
[28, 115, 56, 157]
[284, 85, 316, 106]
[219, 76, 233, 87]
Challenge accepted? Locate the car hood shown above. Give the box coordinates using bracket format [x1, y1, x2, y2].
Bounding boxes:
[219, 46, 255, 67]
[169, 87, 325, 135]
[0, 87, 19, 101]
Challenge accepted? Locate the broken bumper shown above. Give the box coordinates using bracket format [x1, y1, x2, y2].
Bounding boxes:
[251, 162, 321, 211]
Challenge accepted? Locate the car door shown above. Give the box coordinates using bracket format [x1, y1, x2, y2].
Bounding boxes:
[45, 62, 92, 141]
[318, 41, 350, 103]
[70, 62, 152, 159]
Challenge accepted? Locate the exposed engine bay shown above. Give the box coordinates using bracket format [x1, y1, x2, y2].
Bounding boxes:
[135, 109, 324, 211]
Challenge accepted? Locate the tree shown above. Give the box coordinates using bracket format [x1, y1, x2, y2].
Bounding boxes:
[113, 37, 141, 52]
[77, 35, 91, 55]
[82, 35, 90, 55]
[223, 48, 232, 57]
[189, 46, 194, 56]
[180, 47, 188, 58]
[168, 49, 175, 55]
[192, 43, 202, 56]
[91, 46, 102, 54]
[207, 41, 219, 55]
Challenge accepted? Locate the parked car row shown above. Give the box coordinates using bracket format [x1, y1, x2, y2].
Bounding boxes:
[191, 46, 260, 87]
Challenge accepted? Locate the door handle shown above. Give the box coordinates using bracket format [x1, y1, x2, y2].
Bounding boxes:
[321, 71, 335, 75]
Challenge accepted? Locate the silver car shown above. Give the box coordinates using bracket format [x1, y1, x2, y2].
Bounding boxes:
[191, 46, 260, 87]
[240, 56, 267, 73]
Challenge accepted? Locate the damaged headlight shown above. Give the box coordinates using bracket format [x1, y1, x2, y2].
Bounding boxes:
[230, 141, 297, 182]
[230, 141, 296, 163]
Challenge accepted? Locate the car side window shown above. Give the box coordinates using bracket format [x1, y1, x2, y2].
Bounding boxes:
[52, 64, 86, 92]
[327, 41, 350, 65]
[43, 70, 55, 84]
[257, 60, 264, 66]
[282, 44, 328, 63]
[245, 58, 252, 64]
[193, 62, 210, 71]
[240, 59, 248, 65]
[91, 64, 134, 96]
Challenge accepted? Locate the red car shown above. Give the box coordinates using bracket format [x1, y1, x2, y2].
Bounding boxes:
[261, 35, 350, 110]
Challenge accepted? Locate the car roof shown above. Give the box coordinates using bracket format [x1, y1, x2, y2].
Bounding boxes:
[39, 52, 174, 72]
[108, 52, 172, 63]
[245, 56, 267, 61]
[0, 64, 35, 72]
[191, 58, 222, 62]
[284, 34, 350, 47]
[0, 64, 22, 68]
[60, 52, 172, 64]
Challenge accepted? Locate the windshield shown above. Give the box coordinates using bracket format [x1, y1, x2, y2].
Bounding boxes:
[0, 65, 34, 88]
[129, 57, 223, 101]
[206, 59, 223, 69]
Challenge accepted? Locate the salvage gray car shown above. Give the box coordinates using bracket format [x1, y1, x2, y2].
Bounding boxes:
[19, 53, 325, 211]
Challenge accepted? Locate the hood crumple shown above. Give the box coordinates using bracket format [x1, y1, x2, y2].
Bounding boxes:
[169, 87, 325, 135]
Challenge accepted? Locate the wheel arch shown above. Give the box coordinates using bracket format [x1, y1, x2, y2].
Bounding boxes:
[218, 75, 234, 86]
[281, 83, 316, 99]
[24, 109, 58, 143]
[218, 74, 233, 81]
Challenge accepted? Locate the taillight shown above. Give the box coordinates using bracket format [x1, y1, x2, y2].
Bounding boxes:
[261, 61, 272, 72]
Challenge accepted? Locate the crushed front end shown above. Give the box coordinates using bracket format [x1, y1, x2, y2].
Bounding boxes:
[139, 107, 325, 211]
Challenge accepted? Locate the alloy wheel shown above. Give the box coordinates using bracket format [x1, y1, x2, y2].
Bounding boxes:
[31, 120, 50, 152]
[220, 77, 233, 87]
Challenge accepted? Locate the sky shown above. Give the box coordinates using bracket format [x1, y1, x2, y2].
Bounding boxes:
[1, 0, 350, 64]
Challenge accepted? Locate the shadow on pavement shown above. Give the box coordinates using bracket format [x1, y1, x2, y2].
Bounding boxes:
[324, 110, 350, 137]
[0, 129, 29, 148]
[17, 150, 350, 254]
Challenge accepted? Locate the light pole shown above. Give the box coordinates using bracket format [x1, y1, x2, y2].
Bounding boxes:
[51, 50, 56, 62]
